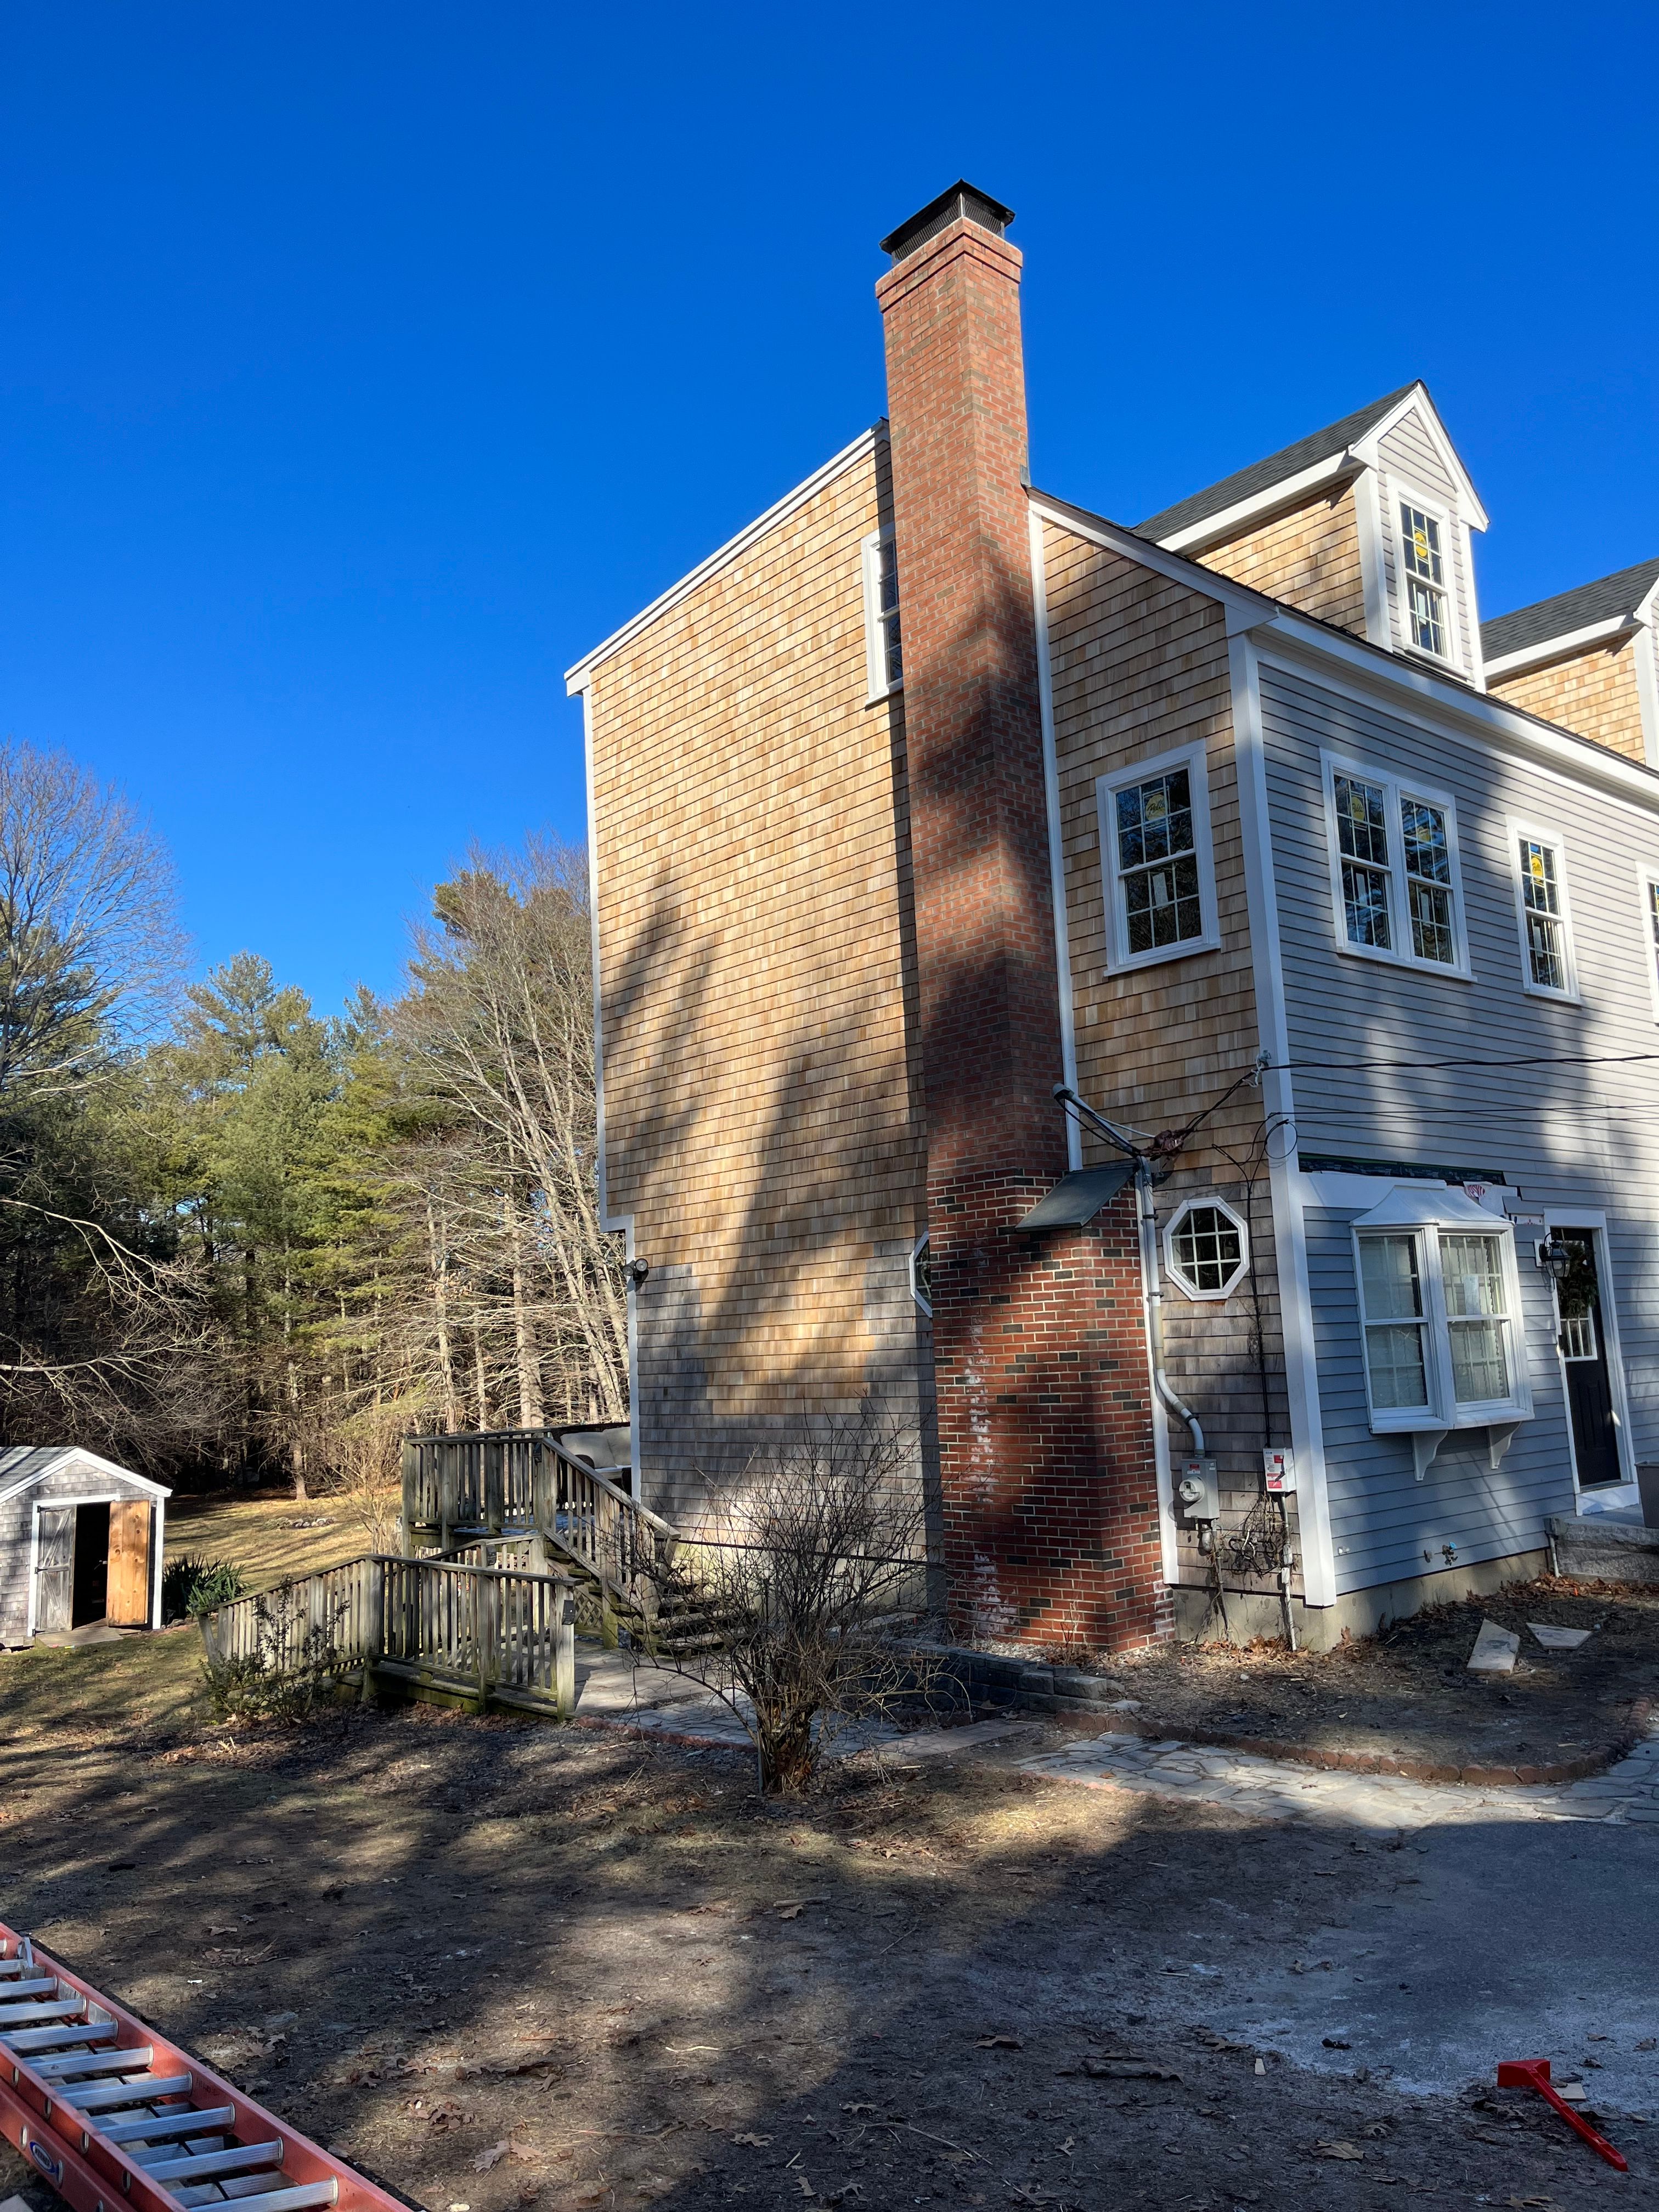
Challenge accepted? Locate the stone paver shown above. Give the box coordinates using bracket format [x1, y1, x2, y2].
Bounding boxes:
[1019, 1723, 1659, 1830]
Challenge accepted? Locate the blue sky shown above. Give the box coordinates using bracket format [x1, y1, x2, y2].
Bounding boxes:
[5, 2, 1657, 1014]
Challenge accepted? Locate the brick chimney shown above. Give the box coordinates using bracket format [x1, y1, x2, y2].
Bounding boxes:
[877, 185, 1165, 1648]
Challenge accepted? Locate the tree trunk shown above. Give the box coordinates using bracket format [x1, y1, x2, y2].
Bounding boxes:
[470, 1303, 489, 1430]
[503, 1192, 544, 1428]
[424, 1190, 459, 1431]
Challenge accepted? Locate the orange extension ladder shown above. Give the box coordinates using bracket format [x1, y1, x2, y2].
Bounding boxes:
[0, 1924, 408, 2212]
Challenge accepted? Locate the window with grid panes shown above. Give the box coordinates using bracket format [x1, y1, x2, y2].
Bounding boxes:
[1334, 772, 1392, 949]
[1168, 1204, 1246, 1297]
[1647, 878, 1659, 997]
[1400, 503, 1449, 657]
[1116, 768, 1203, 953]
[1519, 839, 1567, 991]
[1401, 798, 1455, 963]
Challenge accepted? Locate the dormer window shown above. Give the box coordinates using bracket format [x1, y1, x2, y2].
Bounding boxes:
[1400, 503, 1449, 657]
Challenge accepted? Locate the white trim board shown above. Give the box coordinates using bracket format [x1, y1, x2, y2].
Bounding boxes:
[1029, 506, 1082, 1171]
[1348, 386, 1490, 532]
[0, 1448, 170, 1511]
[1484, 614, 1641, 681]
[565, 425, 885, 692]
[1152, 451, 1363, 556]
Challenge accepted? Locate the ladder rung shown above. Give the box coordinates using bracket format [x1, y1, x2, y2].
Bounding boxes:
[0, 1999, 84, 2025]
[131, 2139, 226, 2166]
[199, 2183, 338, 2212]
[65, 2072, 195, 2111]
[2, 2022, 110, 2054]
[101, 2104, 238, 2145]
[32, 2045, 155, 2080]
[1, 1979, 61, 2000]
[143, 2140, 286, 2185]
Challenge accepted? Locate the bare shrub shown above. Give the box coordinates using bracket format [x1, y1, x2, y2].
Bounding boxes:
[315, 1397, 413, 1553]
[654, 1403, 937, 1795]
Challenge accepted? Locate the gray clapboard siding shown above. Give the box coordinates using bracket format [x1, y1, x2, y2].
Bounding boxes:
[1262, 656, 1659, 1488]
[1305, 1209, 1573, 1595]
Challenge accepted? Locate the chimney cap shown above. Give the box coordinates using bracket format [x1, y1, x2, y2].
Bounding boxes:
[879, 180, 1015, 263]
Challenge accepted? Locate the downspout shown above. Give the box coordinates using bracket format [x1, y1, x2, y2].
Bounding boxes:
[1135, 1158, 1204, 1458]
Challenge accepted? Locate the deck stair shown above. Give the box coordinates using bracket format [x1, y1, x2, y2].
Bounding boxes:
[401, 1429, 719, 1657]
[0, 1923, 406, 2212]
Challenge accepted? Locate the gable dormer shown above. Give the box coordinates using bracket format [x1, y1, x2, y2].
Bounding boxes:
[1482, 558, 1659, 766]
[1138, 382, 1489, 686]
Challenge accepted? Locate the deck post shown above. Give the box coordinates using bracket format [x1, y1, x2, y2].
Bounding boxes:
[475, 1571, 496, 1715]
[362, 1556, 385, 1703]
[554, 1577, 576, 1720]
[399, 1437, 418, 1555]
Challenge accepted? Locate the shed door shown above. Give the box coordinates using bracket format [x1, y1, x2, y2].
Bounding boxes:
[107, 1500, 152, 1627]
[34, 1506, 74, 1633]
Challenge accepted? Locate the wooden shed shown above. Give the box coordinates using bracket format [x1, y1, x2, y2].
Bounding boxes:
[0, 1447, 170, 1644]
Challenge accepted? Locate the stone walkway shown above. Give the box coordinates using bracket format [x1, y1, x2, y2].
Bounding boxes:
[573, 1640, 1659, 1831]
[1018, 1723, 1659, 1829]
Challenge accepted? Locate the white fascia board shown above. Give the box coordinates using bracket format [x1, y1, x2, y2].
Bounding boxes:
[1153, 450, 1362, 555]
[1350, 385, 1489, 532]
[565, 425, 885, 693]
[1483, 614, 1640, 680]
[0, 1448, 171, 1509]
[1028, 491, 1277, 635]
[1257, 614, 1659, 820]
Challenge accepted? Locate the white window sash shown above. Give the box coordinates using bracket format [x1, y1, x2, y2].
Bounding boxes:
[1352, 1221, 1532, 1432]
[1164, 1197, 1250, 1302]
[1390, 482, 1464, 670]
[1321, 750, 1471, 979]
[1508, 819, 1579, 1003]
[1639, 867, 1659, 1026]
[860, 531, 901, 703]
[1096, 740, 1222, 973]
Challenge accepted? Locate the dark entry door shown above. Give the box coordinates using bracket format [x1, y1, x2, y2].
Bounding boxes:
[73, 1499, 110, 1625]
[34, 1506, 74, 1632]
[1553, 1227, 1623, 1489]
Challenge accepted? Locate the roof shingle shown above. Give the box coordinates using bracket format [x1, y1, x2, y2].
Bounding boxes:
[1136, 386, 1419, 543]
[1482, 558, 1659, 664]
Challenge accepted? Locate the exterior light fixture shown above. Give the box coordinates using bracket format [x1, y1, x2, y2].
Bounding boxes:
[1536, 1236, 1572, 1282]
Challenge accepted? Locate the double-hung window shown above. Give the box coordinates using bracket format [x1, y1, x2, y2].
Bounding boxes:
[1324, 755, 1468, 976]
[861, 531, 902, 700]
[1097, 741, 1221, 971]
[1399, 502, 1451, 658]
[1509, 826, 1578, 1001]
[1351, 1188, 1532, 1434]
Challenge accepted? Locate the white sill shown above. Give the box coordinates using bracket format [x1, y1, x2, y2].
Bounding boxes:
[865, 681, 903, 708]
[1521, 980, 1582, 1006]
[1396, 639, 1465, 679]
[1106, 930, 1223, 977]
[1369, 1409, 1531, 1435]
[1334, 939, 1476, 984]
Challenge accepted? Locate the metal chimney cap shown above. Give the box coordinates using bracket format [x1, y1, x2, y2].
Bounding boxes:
[880, 181, 1015, 263]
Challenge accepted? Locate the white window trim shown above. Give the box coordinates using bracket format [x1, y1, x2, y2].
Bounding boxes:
[1164, 1196, 1250, 1302]
[1541, 1208, 1638, 1503]
[1507, 818, 1581, 1004]
[909, 1231, 932, 1318]
[1638, 866, 1659, 1026]
[1096, 738, 1222, 974]
[1352, 1221, 1533, 1435]
[1389, 481, 1466, 674]
[861, 529, 901, 705]
[1320, 749, 1474, 980]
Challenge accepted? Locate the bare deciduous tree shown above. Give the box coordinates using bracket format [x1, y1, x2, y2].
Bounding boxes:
[658, 1404, 935, 1795]
[0, 740, 180, 1103]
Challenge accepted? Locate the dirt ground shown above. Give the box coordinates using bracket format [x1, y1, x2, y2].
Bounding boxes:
[3, 1699, 1655, 2212]
[1038, 1580, 1659, 1773]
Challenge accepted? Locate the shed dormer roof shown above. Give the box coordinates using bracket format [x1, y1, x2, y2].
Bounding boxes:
[1137, 385, 1418, 543]
[1482, 557, 1659, 668]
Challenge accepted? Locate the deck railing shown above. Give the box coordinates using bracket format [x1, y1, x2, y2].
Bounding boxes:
[198, 1553, 578, 1718]
[401, 1427, 679, 1611]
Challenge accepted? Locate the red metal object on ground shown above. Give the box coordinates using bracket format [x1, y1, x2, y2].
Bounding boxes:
[0, 1922, 409, 2212]
[1497, 2057, 1628, 2170]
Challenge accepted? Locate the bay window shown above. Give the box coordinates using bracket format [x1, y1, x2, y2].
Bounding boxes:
[1351, 1187, 1532, 1435]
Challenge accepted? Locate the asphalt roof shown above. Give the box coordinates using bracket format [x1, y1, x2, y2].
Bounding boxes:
[1482, 557, 1659, 663]
[1135, 386, 1419, 543]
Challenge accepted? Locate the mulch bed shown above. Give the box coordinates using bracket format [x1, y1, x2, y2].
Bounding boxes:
[1037, 1578, 1659, 1784]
